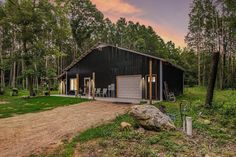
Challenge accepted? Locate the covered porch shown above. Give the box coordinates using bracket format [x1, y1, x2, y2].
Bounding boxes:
[58, 59, 163, 104]
[52, 94, 160, 104]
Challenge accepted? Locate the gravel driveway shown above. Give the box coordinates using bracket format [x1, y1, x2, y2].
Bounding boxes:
[0, 101, 132, 157]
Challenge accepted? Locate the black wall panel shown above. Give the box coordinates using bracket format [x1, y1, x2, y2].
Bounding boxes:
[163, 62, 184, 97]
[64, 45, 183, 100]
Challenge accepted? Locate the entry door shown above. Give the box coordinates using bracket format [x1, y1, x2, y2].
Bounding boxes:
[117, 75, 142, 99]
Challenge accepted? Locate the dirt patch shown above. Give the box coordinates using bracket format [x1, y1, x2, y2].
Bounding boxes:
[0, 101, 132, 157]
[0, 101, 9, 104]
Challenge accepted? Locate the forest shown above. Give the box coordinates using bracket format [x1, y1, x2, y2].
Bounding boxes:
[0, 1, 236, 156]
[0, 0, 236, 95]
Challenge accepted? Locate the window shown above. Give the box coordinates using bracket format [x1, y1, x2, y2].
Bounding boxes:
[148, 76, 156, 83]
[70, 78, 77, 91]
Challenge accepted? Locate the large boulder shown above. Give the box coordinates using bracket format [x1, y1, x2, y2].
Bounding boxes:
[130, 105, 176, 131]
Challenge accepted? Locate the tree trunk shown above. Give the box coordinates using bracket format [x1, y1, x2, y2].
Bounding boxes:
[23, 39, 31, 94]
[1, 71, 5, 88]
[48, 80, 51, 96]
[9, 66, 12, 87]
[11, 61, 16, 88]
[202, 52, 206, 86]
[197, 47, 201, 86]
[22, 60, 26, 89]
[34, 64, 38, 90]
[28, 75, 34, 96]
[0, 27, 4, 88]
[11, 31, 17, 88]
[205, 52, 220, 107]
[221, 36, 227, 89]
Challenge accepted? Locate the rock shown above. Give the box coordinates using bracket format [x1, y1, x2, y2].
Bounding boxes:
[203, 119, 211, 125]
[97, 149, 103, 153]
[136, 127, 146, 134]
[120, 122, 132, 130]
[130, 105, 176, 131]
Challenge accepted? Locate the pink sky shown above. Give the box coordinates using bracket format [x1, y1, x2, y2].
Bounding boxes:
[91, 0, 190, 48]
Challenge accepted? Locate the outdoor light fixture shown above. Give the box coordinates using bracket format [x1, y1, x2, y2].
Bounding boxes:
[147, 76, 156, 83]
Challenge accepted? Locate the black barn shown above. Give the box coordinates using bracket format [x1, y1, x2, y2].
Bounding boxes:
[58, 43, 184, 101]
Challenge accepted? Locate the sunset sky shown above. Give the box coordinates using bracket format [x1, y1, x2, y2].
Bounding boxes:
[91, 0, 191, 48]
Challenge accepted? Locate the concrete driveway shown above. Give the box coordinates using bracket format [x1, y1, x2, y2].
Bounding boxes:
[0, 101, 132, 157]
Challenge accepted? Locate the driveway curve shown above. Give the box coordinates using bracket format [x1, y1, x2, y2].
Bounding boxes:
[0, 101, 132, 157]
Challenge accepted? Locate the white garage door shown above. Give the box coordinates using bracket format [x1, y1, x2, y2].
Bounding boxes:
[117, 75, 142, 99]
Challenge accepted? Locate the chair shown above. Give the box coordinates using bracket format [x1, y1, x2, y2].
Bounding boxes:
[79, 88, 83, 95]
[82, 88, 86, 96]
[102, 88, 108, 97]
[110, 84, 115, 97]
[108, 85, 111, 97]
[96, 88, 101, 97]
[163, 82, 176, 102]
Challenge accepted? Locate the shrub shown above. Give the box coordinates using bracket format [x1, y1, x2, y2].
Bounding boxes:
[0, 87, 4, 95]
[11, 88, 18, 96]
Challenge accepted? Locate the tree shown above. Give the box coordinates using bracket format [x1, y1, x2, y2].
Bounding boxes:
[205, 51, 220, 107]
[0, 0, 70, 96]
[186, 0, 205, 86]
[70, 0, 104, 54]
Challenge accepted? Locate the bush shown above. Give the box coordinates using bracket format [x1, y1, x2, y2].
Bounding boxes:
[44, 91, 50, 96]
[11, 88, 18, 96]
[0, 87, 4, 95]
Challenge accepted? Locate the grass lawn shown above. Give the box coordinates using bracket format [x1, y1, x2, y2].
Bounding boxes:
[44, 87, 236, 157]
[0, 89, 88, 118]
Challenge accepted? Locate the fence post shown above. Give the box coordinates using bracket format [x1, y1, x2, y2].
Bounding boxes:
[186, 117, 192, 136]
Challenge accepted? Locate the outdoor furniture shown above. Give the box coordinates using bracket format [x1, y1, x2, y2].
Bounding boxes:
[79, 88, 83, 95]
[110, 84, 115, 97]
[68, 90, 75, 95]
[163, 82, 176, 102]
[102, 88, 108, 97]
[96, 88, 101, 97]
[108, 85, 111, 97]
[82, 88, 87, 96]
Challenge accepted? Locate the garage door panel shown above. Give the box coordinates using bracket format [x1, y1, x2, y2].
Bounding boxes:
[117, 75, 142, 99]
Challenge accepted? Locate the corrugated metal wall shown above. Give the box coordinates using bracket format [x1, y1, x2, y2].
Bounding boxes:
[65, 45, 183, 100]
[163, 62, 184, 96]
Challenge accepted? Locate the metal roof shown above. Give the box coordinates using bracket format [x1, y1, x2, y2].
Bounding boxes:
[58, 43, 185, 78]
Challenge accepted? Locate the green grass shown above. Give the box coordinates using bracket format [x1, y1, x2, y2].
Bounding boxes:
[46, 114, 138, 157]
[154, 87, 236, 142]
[78, 114, 138, 142]
[48, 114, 200, 156]
[35, 87, 236, 156]
[0, 89, 88, 118]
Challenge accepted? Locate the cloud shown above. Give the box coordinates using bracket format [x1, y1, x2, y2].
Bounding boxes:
[140, 20, 186, 48]
[91, 0, 186, 48]
[91, 0, 142, 16]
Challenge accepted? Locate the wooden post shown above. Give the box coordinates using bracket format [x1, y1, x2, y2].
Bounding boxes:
[186, 117, 192, 136]
[149, 59, 152, 104]
[160, 61, 163, 101]
[92, 72, 95, 100]
[76, 74, 79, 96]
[60, 80, 64, 94]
